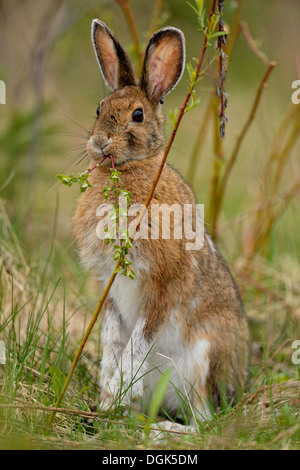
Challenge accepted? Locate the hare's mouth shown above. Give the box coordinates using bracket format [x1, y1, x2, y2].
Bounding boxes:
[87, 139, 130, 166]
[87, 139, 112, 160]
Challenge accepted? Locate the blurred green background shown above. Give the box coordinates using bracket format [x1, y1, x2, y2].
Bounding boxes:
[0, 0, 299, 274]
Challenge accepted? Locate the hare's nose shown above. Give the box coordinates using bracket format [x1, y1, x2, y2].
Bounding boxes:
[91, 135, 111, 153]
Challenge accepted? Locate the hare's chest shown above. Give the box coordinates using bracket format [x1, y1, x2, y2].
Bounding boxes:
[99, 253, 149, 335]
[78, 224, 149, 333]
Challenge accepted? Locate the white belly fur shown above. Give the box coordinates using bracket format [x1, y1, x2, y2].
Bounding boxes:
[80, 244, 211, 420]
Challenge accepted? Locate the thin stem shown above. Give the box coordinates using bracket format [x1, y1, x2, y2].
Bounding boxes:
[85, 155, 110, 174]
[187, 97, 213, 187]
[147, 0, 165, 41]
[240, 20, 269, 65]
[216, 0, 228, 138]
[114, 0, 143, 73]
[212, 61, 276, 237]
[207, 94, 225, 235]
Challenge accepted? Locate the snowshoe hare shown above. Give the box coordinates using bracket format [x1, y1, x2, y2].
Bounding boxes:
[73, 19, 250, 432]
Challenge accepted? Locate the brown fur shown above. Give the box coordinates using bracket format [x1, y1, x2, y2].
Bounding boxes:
[72, 21, 250, 418]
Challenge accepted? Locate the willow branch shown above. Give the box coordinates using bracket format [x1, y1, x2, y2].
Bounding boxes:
[253, 175, 300, 257]
[240, 20, 269, 65]
[243, 104, 300, 262]
[212, 61, 276, 234]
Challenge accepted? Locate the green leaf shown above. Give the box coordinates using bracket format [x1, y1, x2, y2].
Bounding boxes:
[122, 265, 136, 279]
[169, 107, 179, 127]
[127, 268, 136, 280]
[57, 173, 93, 192]
[110, 169, 122, 182]
[144, 368, 172, 436]
[187, 0, 206, 29]
[185, 90, 201, 113]
[149, 368, 171, 420]
[57, 174, 77, 186]
[187, 1, 199, 16]
[103, 187, 111, 199]
[49, 365, 65, 402]
[210, 31, 227, 39]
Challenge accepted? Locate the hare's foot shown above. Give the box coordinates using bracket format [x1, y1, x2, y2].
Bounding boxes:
[149, 421, 196, 441]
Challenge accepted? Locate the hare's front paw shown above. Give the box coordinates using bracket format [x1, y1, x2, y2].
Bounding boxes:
[99, 388, 116, 412]
[100, 372, 144, 411]
[99, 375, 120, 411]
[121, 374, 144, 405]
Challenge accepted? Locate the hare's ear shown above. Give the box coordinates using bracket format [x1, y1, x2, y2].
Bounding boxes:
[140, 27, 185, 104]
[92, 19, 136, 91]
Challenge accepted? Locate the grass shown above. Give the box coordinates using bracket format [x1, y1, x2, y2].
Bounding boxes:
[0, 197, 299, 450]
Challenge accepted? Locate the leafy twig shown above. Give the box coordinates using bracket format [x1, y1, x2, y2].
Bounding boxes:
[57, 155, 110, 192]
[103, 157, 135, 280]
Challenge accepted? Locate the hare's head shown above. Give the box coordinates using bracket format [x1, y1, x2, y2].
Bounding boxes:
[87, 20, 185, 165]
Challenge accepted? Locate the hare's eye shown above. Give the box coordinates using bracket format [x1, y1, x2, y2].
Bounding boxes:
[132, 108, 144, 123]
[96, 106, 100, 117]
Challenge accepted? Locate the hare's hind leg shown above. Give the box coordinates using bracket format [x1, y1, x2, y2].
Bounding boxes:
[149, 337, 212, 440]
